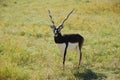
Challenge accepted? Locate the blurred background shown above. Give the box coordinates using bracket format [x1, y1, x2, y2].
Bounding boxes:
[0, 0, 120, 80]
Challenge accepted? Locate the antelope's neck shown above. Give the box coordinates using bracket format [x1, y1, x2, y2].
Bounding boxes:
[54, 34, 64, 43]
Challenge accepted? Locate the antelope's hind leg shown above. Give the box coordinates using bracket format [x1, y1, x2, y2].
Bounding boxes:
[78, 43, 83, 66]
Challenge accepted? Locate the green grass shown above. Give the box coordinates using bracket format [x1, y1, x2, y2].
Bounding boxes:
[0, 0, 120, 80]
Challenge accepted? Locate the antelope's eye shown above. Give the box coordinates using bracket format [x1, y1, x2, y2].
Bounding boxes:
[54, 29, 57, 34]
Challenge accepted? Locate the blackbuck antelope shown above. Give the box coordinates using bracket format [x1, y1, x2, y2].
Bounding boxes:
[48, 10, 84, 69]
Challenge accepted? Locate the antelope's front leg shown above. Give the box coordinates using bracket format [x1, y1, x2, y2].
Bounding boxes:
[62, 43, 68, 70]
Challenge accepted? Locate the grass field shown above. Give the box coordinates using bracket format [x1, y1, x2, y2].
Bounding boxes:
[0, 0, 120, 80]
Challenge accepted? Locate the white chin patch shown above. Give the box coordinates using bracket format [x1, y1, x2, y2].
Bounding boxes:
[55, 34, 58, 37]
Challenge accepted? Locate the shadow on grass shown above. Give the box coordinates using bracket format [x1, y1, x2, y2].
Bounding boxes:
[72, 67, 107, 80]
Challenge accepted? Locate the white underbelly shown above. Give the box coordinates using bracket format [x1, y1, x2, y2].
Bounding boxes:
[57, 42, 78, 52]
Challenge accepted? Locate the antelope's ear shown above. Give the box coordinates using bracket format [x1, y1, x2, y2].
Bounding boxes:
[58, 25, 64, 31]
[50, 25, 56, 30]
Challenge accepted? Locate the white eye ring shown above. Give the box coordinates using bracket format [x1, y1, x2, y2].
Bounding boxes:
[54, 29, 58, 34]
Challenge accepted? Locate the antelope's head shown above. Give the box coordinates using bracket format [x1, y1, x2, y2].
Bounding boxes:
[48, 10, 74, 37]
